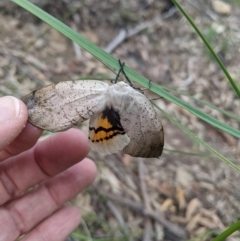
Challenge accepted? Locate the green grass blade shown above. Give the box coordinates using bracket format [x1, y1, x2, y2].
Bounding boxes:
[154, 104, 240, 173]
[164, 149, 240, 163]
[11, 0, 240, 139]
[187, 229, 219, 241]
[150, 82, 240, 138]
[164, 148, 215, 158]
[171, 0, 240, 98]
[162, 87, 240, 123]
[187, 97, 240, 123]
[72, 232, 112, 241]
[211, 220, 240, 241]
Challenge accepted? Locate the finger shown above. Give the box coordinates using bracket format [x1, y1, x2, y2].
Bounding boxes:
[34, 129, 90, 176]
[0, 122, 43, 161]
[2, 159, 96, 240]
[0, 129, 89, 204]
[0, 96, 28, 152]
[22, 206, 81, 241]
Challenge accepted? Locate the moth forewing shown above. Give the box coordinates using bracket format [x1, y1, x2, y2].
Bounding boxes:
[22, 80, 108, 132]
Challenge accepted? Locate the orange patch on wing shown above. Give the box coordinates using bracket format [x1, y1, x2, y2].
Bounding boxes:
[91, 130, 115, 143]
[89, 116, 125, 143]
[97, 117, 113, 130]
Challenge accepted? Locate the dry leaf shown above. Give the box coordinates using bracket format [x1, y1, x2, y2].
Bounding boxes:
[186, 198, 202, 221]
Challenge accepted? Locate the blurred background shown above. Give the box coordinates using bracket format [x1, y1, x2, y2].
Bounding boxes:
[1, 0, 240, 240]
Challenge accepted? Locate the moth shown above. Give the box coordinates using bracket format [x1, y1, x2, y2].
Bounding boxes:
[22, 62, 164, 158]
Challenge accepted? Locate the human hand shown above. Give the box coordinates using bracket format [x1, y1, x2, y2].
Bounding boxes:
[0, 96, 97, 241]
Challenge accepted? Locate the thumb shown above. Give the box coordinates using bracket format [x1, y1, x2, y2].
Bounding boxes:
[0, 96, 28, 151]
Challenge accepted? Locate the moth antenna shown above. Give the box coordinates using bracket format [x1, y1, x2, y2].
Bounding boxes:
[147, 80, 163, 100]
[140, 79, 152, 91]
[118, 59, 133, 87]
[116, 60, 151, 96]
[148, 79, 152, 89]
[150, 97, 163, 101]
[114, 60, 125, 83]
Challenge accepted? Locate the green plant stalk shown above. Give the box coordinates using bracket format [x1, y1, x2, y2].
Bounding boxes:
[171, 0, 240, 98]
[150, 82, 240, 138]
[164, 148, 240, 163]
[154, 104, 240, 173]
[72, 232, 112, 241]
[164, 148, 215, 157]
[187, 229, 219, 241]
[161, 85, 240, 123]
[211, 220, 240, 241]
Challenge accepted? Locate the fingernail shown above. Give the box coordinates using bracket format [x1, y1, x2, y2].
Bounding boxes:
[0, 96, 20, 123]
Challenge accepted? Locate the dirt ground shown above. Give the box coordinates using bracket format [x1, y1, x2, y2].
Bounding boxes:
[1, 0, 240, 240]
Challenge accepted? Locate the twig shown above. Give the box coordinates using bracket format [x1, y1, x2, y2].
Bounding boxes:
[179, 76, 194, 87]
[0, 48, 48, 71]
[139, 159, 150, 209]
[81, 218, 92, 241]
[104, 7, 178, 54]
[96, 189, 186, 240]
[0, 48, 48, 88]
[104, 29, 127, 54]
[143, 220, 152, 241]
[186, 0, 218, 20]
[104, 18, 160, 54]
[104, 154, 137, 191]
[107, 200, 130, 235]
[138, 159, 152, 241]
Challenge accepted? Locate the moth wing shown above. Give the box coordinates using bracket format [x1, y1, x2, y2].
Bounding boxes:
[88, 109, 130, 154]
[22, 80, 108, 132]
[120, 92, 164, 158]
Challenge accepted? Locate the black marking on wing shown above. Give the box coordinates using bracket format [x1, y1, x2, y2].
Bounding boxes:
[89, 107, 125, 133]
[88, 131, 126, 142]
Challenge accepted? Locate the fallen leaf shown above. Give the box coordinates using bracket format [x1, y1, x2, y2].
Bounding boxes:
[212, 0, 232, 14]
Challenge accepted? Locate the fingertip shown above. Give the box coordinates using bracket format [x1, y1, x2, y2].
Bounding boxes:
[64, 128, 90, 155]
[0, 96, 28, 151]
[78, 158, 97, 185]
[23, 122, 43, 138]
